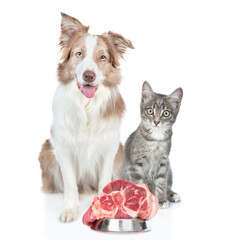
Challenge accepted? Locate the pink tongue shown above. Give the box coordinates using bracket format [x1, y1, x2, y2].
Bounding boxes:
[82, 85, 96, 98]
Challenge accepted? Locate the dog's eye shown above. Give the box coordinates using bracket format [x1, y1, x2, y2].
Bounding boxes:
[100, 55, 107, 61]
[76, 52, 83, 57]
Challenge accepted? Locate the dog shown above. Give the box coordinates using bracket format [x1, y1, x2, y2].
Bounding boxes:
[38, 13, 134, 223]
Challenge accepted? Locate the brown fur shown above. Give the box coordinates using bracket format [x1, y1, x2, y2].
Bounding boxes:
[100, 31, 134, 67]
[105, 31, 134, 56]
[38, 140, 62, 193]
[98, 35, 121, 68]
[60, 12, 89, 50]
[58, 32, 88, 84]
[113, 143, 124, 177]
[103, 93, 125, 119]
[94, 37, 122, 88]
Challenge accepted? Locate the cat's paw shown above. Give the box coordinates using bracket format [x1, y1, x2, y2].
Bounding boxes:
[169, 193, 181, 203]
[167, 191, 181, 203]
[172, 193, 181, 202]
[159, 201, 169, 209]
[59, 208, 77, 223]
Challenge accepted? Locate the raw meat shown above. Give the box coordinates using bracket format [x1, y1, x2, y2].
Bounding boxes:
[82, 180, 159, 227]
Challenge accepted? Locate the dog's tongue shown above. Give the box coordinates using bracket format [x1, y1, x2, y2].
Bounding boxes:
[82, 85, 96, 98]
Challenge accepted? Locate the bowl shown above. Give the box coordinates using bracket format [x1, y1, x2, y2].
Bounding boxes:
[91, 218, 151, 233]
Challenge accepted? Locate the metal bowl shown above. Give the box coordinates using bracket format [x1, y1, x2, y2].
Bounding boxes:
[91, 218, 151, 233]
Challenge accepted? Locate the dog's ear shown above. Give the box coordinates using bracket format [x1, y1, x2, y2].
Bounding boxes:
[102, 31, 134, 67]
[60, 13, 89, 48]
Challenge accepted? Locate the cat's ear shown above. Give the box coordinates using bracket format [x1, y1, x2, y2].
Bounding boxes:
[167, 88, 183, 108]
[142, 81, 155, 100]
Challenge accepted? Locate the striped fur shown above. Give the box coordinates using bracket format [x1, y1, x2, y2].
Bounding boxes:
[121, 81, 183, 208]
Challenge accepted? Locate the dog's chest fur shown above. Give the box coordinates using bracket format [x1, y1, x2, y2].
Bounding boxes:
[50, 81, 121, 191]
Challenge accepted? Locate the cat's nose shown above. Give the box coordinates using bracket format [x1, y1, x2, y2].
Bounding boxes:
[154, 121, 160, 126]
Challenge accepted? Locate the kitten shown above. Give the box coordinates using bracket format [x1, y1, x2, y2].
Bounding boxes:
[121, 81, 183, 208]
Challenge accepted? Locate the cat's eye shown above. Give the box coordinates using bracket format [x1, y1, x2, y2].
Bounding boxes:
[147, 108, 154, 115]
[163, 110, 170, 117]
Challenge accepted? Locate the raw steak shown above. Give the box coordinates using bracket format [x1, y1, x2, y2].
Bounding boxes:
[82, 180, 159, 227]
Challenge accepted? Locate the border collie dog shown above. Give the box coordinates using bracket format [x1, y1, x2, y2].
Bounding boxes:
[38, 13, 134, 222]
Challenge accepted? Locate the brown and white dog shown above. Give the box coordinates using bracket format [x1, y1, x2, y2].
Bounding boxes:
[38, 13, 134, 222]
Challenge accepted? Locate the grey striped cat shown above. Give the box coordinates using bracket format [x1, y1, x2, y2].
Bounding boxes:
[121, 81, 183, 208]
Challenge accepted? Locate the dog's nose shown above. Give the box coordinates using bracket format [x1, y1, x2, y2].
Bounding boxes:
[83, 71, 96, 83]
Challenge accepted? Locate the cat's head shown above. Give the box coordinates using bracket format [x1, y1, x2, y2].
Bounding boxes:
[140, 81, 183, 139]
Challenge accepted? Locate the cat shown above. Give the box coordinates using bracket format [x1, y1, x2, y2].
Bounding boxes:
[121, 81, 183, 208]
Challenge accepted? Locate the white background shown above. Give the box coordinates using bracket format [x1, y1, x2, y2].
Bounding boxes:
[0, 0, 231, 239]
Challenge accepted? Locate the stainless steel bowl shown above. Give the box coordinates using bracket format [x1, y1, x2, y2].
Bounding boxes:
[91, 218, 151, 233]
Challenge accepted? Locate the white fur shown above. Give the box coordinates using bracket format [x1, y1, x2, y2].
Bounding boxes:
[159, 201, 169, 209]
[50, 36, 122, 222]
[172, 193, 181, 202]
[150, 126, 170, 141]
[75, 35, 103, 86]
[143, 121, 171, 141]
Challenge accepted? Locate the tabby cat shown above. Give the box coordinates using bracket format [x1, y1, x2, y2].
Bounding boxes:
[121, 81, 183, 208]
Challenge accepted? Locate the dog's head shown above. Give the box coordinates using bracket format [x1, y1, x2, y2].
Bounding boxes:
[58, 13, 134, 98]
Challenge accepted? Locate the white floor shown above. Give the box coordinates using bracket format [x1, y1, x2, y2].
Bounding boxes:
[3, 178, 229, 240]
[40, 189, 232, 240]
[42, 192, 177, 240]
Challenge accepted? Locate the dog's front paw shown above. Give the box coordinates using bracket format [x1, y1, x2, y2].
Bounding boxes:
[59, 208, 77, 223]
